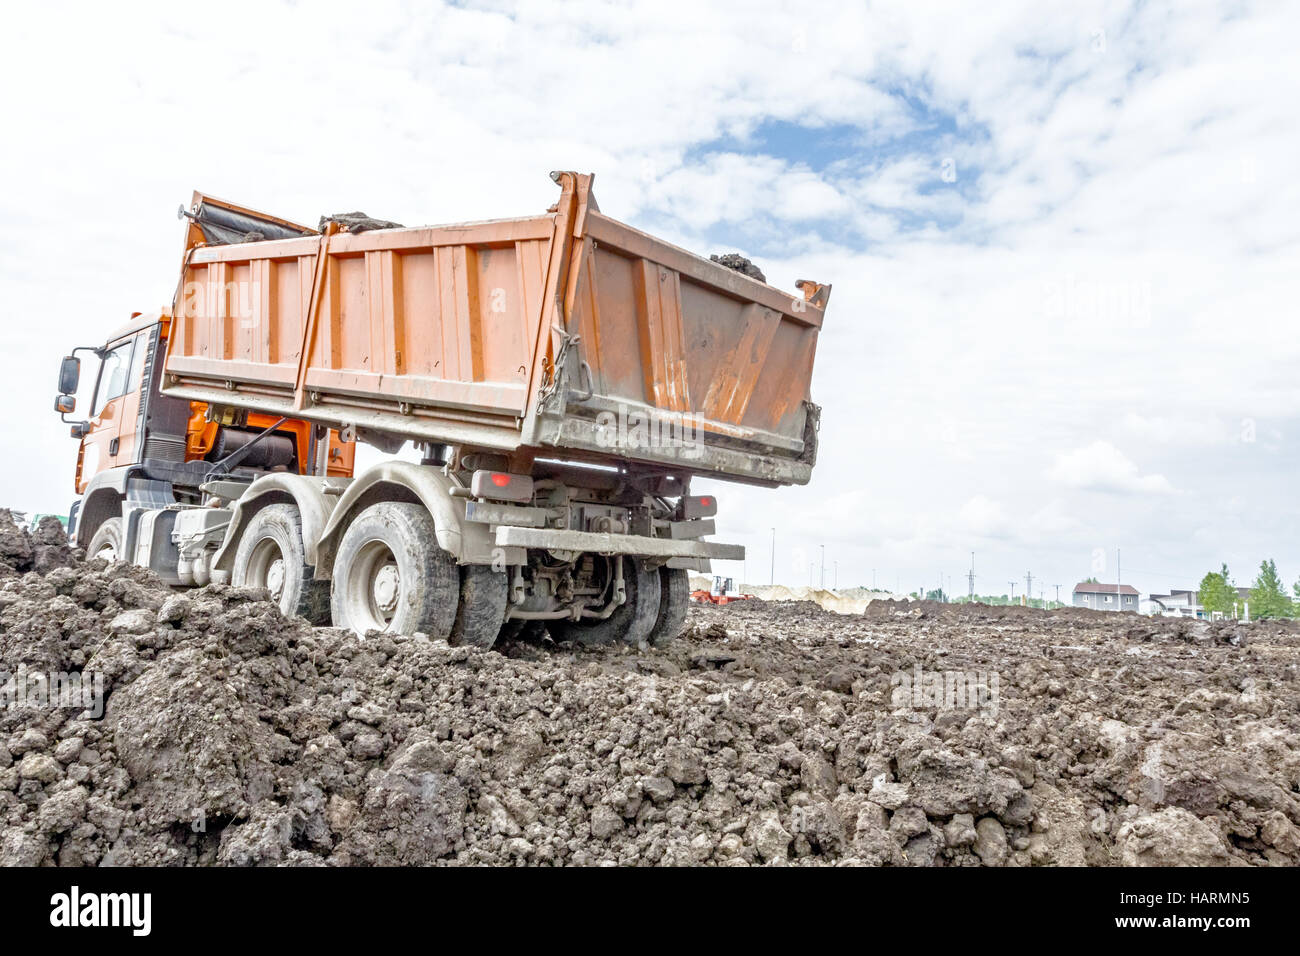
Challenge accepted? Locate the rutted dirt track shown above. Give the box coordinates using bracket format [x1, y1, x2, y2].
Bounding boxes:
[2, 511, 1298, 866]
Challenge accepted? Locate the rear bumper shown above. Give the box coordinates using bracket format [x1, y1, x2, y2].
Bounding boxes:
[494, 526, 744, 561]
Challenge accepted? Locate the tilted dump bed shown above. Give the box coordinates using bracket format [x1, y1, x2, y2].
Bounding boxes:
[164, 172, 829, 485]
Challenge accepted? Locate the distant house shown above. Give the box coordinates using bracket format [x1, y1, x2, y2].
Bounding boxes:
[1150, 586, 1252, 620]
[1072, 582, 1139, 611]
[1148, 589, 1202, 618]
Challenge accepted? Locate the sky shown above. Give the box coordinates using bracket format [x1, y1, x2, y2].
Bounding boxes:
[1, 0, 1297, 602]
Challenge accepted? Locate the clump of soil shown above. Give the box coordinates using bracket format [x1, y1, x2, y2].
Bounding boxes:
[0, 508, 1296, 866]
[709, 253, 766, 283]
[318, 213, 404, 234]
[0, 511, 75, 578]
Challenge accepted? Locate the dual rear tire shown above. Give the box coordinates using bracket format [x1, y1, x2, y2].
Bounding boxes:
[651, 566, 690, 646]
[232, 500, 687, 650]
[326, 501, 507, 647]
[328, 501, 461, 639]
[548, 557, 660, 647]
[546, 562, 689, 647]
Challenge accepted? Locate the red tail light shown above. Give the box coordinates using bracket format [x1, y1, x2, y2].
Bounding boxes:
[679, 495, 718, 520]
[471, 470, 534, 502]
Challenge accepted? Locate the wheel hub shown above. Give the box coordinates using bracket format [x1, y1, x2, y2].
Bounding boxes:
[265, 557, 285, 600]
[372, 562, 400, 615]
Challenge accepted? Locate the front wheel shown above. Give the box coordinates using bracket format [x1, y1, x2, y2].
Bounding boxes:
[329, 502, 460, 638]
[86, 517, 123, 563]
[231, 503, 330, 624]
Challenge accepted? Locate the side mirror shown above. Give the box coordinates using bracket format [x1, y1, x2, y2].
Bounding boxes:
[57, 355, 80, 395]
[54, 394, 76, 414]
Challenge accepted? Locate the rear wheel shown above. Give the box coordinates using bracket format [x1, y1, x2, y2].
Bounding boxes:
[450, 565, 508, 649]
[329, 502, 459, 638]
[548, 557, 661, 647]
[646, 566, 689, 646]
[86, 518, 123, 563]
[232, 503, 330, 624]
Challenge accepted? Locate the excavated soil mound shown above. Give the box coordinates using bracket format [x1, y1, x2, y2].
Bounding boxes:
[1, 510, 1296, 866]
[0, 511, 75, 579]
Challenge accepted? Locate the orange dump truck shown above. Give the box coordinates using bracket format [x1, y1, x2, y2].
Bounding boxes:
[53, 171, 829, 647]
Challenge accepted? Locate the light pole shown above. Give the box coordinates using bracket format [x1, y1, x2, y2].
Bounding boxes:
[819, 545, 825, 589]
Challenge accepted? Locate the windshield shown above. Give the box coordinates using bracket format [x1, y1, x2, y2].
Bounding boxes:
[92, 339, 134, 416]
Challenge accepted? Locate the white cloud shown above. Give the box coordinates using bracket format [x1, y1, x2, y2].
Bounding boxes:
[1046, 441, 1176, 495]
[959, 495, 1012, 539]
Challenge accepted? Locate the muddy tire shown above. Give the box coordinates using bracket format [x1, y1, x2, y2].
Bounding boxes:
[86, 517, 123, 563]
[549, 557, 661, 647]
[647, 566, 689, 646]
[330, 502, 459, 638]
[450, 565, 508, 649]
[232, 503, 331, 624]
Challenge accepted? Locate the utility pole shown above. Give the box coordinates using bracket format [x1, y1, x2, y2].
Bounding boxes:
[1009, 581, 1016, 600]
[1117, 548, 1122, 612]
[967, 551, 975, 599]
[769, 528, 775, 586]
[819, 545, 825, 589]
[1025, 571, 1033, 606]
[1054, 584, 1061, 606]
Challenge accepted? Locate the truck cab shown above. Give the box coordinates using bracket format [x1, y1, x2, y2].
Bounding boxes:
[55, 310, 355, 560]
[71, 312, 170, 494]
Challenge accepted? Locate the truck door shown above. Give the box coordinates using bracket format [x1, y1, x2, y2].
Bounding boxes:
[76, 332, 148, 492]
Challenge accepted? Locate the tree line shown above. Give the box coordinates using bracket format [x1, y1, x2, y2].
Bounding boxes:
[1198, 560, 1295, 619]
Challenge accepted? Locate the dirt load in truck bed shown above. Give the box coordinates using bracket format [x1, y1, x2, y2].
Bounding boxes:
[1, 509, 1297, 866]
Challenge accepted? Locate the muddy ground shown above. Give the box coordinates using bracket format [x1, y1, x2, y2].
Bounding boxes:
[1, 510, 1297, 866]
